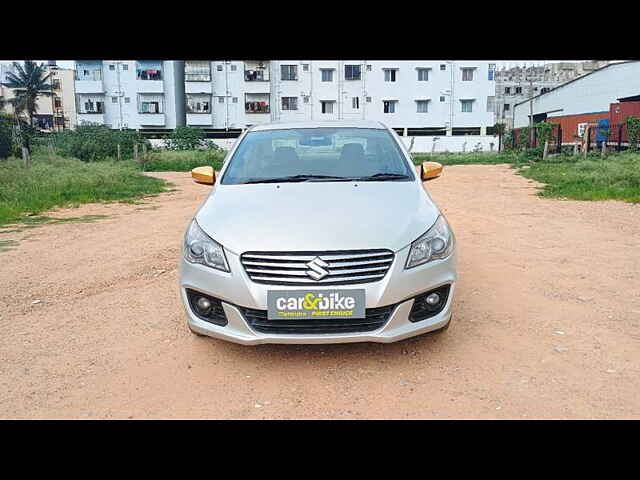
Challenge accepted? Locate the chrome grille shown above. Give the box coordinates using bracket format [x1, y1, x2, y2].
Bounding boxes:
[240, 249, 395, 286]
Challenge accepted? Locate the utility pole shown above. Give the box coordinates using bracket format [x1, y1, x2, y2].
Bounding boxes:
[528, 75, 534, 147]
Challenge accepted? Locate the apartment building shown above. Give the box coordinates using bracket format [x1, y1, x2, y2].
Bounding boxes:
[184, 60, 496, 136]
[0, 61, 76, 131]
[74, 60, 185, 131]
[495, 61, 618, 129]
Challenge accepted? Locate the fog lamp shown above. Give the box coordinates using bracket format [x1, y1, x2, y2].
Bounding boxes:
[426, 293, 440, 306]
[196, 297, 212, 315]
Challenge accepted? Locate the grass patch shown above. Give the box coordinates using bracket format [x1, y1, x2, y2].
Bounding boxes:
[0, 154, 167, 226]
[411, 153, 518, 166]
[517, 153, 640, 203]
[0, 239, 18, 252]
[141, 149, 226, 172]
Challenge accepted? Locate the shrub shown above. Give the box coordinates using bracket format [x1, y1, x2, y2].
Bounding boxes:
[166, 126, 220, 151]
[0, 114, 12, 159]
[53, 124, 150, 161]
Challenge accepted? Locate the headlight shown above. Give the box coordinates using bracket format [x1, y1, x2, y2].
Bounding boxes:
[405, 215, 454, 269]
[184, 219, 230, 272]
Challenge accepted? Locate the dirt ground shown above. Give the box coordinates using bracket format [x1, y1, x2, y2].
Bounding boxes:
[1, 165, 639, 419]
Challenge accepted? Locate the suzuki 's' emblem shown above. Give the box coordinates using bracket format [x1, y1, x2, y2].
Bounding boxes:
[306, 257, 330, 281]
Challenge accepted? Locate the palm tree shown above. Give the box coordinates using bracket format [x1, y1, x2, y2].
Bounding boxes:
[4, 61, 52, 167]
[4, 61, 52, 128]
[493, 122, 506, 152]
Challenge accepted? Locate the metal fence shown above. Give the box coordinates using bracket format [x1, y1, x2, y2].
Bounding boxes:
[512, 123, 633, 153]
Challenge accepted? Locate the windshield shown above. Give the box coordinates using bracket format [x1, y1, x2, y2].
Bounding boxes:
[221, 127, 415, 185]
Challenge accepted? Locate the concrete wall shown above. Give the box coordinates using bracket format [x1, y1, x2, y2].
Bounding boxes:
[513, 61, 640, 128]
[149, 135, 498, 154]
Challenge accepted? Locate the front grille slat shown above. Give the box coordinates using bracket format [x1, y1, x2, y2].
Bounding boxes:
[240, 304, 396, 335]
[241, 249, 394, 286]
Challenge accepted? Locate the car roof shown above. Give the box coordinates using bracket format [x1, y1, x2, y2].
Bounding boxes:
[248, 120, 387, 132]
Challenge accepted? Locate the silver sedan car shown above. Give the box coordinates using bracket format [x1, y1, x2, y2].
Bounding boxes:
[179, 121, 456, 344]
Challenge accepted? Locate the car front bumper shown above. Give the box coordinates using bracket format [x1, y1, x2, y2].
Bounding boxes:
[179, 244, 457, 345]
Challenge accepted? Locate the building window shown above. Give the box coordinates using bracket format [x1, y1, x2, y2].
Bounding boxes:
[122, 64, 128, 71]
[244, 61, 269, 81]
[52, 79, 61, 89]
[77, 95, 104, 114]
[417, 68, 429, 81]
[245, 93, 270, 113]
[303, 96, 309, 103]
[352, 97, 359, 109]
[504, 103, 510, 111]
[136, 61, 162, 80]
[504, 87, 511, 94]
[440, 96, 445, 102]
[217, 65, 223, 71]
[75, 62, 103, 81]
[515, 86, 522, 94]
[366, 97, 372, 103]
[384, 69, 397, 82]
[138, 94, 164, 114]
[345, 64, 361, 81]
[186, 93, 211, 113]
[541, 87, 550, 94]
[488, 63, 495, 81]
[281, 64, 298, 81]
[440, 64, 446, 71]
[461, 100, 473, 112]
[233, 97, 238, 103]
[321, 101, 335, 114]
[186, 61, 211, 82]
[282, 97, 298, 110]
[321, 69, 334, 82]
[302, 63, 309, 71]
[109, 64, 115, 71]
[54, 97, 62, 109]
[124, 97, 130, 104]
[383, 100, 397, 113]
[218, 97, 225, 103]
[112, 97, 118, 103]
[416, 100, 429, 113]
[230, 64, 237, 71]
[462, 68, 474, 81]
[487, 96, 495, 112]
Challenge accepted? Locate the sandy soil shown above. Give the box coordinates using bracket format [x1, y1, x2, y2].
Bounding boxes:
[1, 165, 639, 419]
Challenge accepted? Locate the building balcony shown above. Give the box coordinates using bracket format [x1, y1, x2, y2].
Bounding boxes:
[185, 82, 212, 94]
[77, 113, 105, 125]
[75, 80, 104, 94]
[244, 61, 270, 82]
[187, 113, 213, 126]
[136, 80, 164, 93]
[138, 113, 166, 126]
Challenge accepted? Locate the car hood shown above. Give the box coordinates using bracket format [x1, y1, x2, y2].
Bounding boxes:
[195, 182, 440, 254]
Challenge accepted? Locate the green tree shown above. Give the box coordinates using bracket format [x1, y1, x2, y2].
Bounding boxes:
[493, 122, 506, 151]
[4, 61, 53, 167]
[0, 113, 13, 159]
[4, 61, 53, 128]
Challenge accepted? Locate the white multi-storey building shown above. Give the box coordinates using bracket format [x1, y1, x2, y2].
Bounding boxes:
[184, 60, 496, 136]
[74, 60, 185, 131]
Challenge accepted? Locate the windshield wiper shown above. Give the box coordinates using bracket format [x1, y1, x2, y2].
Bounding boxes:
[241, 174, 345, 184]
[350, 173, 411, 181]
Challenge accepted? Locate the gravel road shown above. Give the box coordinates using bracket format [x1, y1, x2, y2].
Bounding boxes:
[1, 165, 639, 419]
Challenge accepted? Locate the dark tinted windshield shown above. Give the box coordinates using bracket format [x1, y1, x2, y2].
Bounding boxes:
[221, 128, 415, 185]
